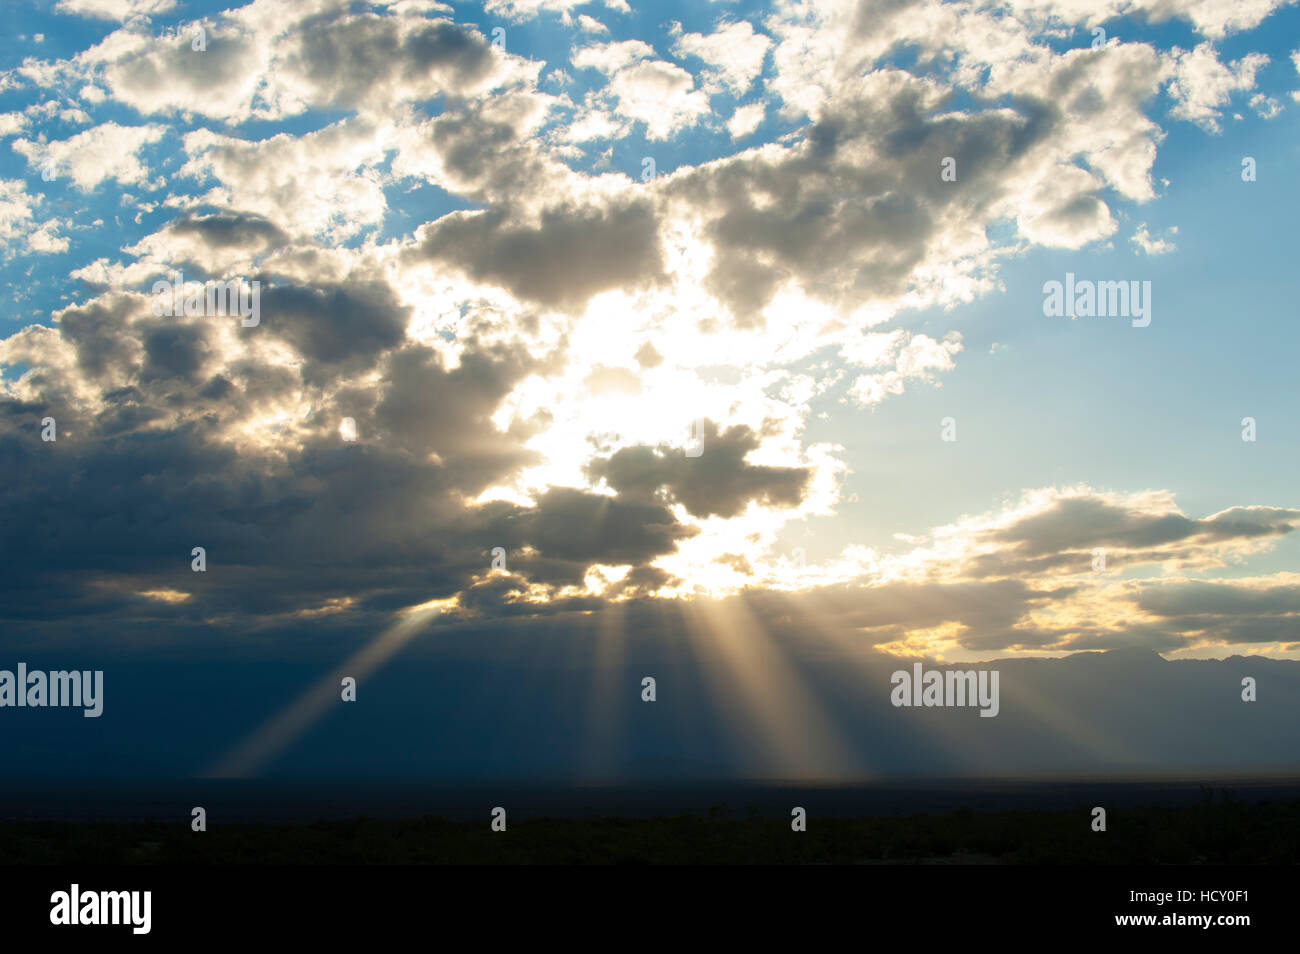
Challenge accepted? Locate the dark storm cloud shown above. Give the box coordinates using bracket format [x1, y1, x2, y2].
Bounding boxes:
[452, 510, 690, 615]
[1150, 614, 1300, 646]
[613, 564, 677, 597]
[1, 0, 1290, 674]
[589, 420, 810, 518]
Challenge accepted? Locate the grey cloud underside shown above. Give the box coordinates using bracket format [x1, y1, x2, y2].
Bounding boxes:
[56, 296, 141, 380]
[0, 375, 1293, 655]
[425, 105, 547, 201]
[404, 63, 1068, 325]
[1132, 582, 1300, 645]
[284, 13, 499, 108]
[262, 282, 408, 378]
[1, 280, 800, 630]
[661, 84, 1057, 323]
[412, 201, 666, 309]
[0, 404, 683, 627]
[588, 420, 811, 519]
[984, 498, 1298, 564]
[166, 213, 291, 253]
[107, 34, 262, 107]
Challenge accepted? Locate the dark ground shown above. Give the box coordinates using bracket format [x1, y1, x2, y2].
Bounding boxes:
[2, 787, 1296, 864]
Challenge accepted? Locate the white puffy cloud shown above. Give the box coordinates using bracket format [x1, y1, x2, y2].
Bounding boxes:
[847, 333, 964, 406]
[572, 39, 712, 138]
[572, 40, 656, 74]
[1131, 222, 1178, 254]
[727, 101, 765, 138]
[486, 0, 629, 22]
[604, 59, 712, 139]
[92, 21, 271, 122]
[672, 20, 773, 95]
[179, 120, 392, 241]
[0, 180, 60, 254]
[0, 113, 26, 137]
[54, 0, 176, 19]
[1166, 42, 1269, 132]
[11, 122, 165, 191]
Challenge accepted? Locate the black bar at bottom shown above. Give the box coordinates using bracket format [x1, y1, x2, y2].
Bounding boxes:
[0, 864, 1283, 941]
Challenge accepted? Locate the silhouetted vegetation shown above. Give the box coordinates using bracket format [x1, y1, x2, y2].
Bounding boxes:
[2, 790, 1297, 864]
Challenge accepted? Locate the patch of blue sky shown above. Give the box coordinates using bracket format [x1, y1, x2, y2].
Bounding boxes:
[0, 358, 28, 383]
[1037, 15, 1205, 56]
[0, 10, 104, 71]
[375, 177, 480, 246]
[228, 108, 361, 141]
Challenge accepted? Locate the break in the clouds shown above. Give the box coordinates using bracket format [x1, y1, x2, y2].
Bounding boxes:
[1, 0, 1298, 675]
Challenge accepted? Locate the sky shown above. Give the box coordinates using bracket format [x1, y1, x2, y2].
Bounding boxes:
[0, 0, 1298, 781]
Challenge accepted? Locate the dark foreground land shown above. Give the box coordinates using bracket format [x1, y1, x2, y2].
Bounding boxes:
[2, 789, 1297, 864]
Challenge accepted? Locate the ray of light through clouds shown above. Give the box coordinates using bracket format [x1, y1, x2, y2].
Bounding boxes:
[1, 0, 1299, 781]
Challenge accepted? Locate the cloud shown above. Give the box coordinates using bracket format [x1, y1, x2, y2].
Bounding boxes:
[179, 121, 391, 241]
[846, 332, 963, 406]
[410, 200, 666, 310]
[1131, 222, 1178, 254]
[74, 9, 524, 124]
[588, 420, 812, 519]
[0, 179, 68, 257]
[727, 102, 765, 138]
[671, 20, 772, 96]
[848, 488, 1300, 654]
[94, 22, 268, 121]
[572, 40, 711, 138]
[260, 281, 410, 381]
[1166, 42, 1269, 132]
[55, 0, 176, 19]
[12, 122, 165, 191]
[275, 12, 507, 112]
[487, 0, 629, 22]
